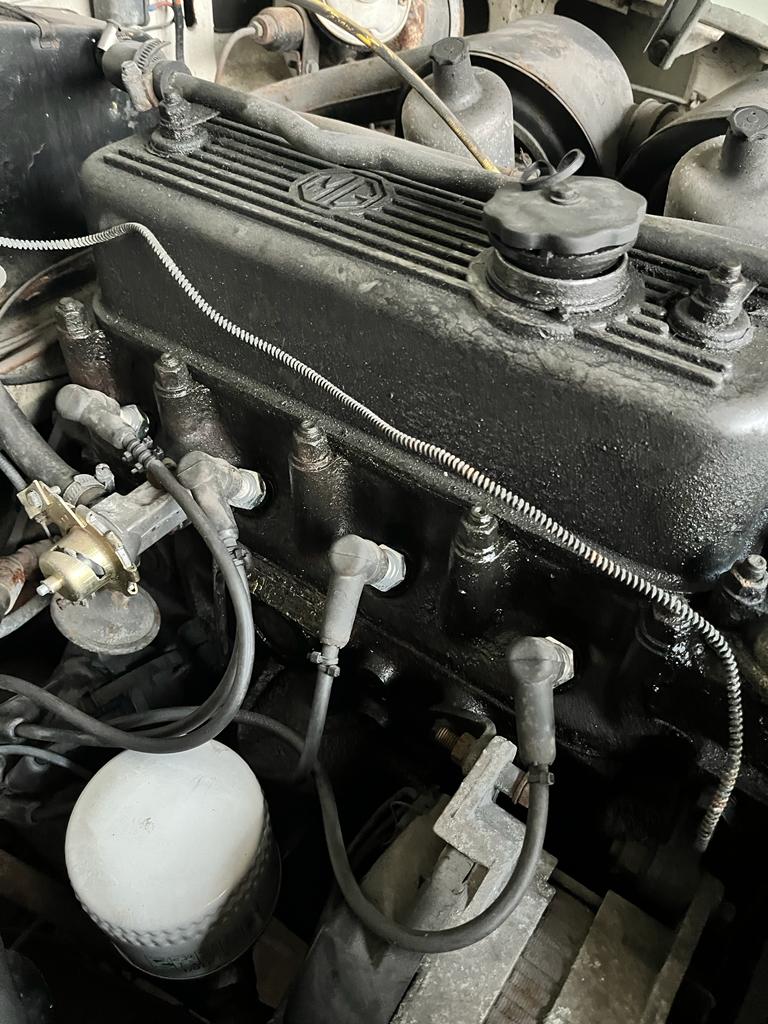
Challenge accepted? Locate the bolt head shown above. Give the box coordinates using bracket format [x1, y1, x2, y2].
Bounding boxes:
[431, 36, 468, 68]
[746, 554, 767, 576]
[548, 185, 580, 206]
[730, 105, 768, 140]
[717, 262, 742, 284]
[93, 463, 115, 490]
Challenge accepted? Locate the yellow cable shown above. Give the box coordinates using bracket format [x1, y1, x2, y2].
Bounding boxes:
[292, 0, 501, 174]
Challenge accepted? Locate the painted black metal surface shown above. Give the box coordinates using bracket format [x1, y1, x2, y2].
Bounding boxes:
[0, 8, 146, 285]
[81, 118, 768, 586]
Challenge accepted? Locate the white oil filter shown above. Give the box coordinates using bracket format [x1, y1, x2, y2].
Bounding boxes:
[65, 740, 279, 979]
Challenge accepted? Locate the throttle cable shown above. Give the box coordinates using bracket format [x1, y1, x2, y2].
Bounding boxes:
[0, 224, 742, 851]
[216, 0, 500, 173]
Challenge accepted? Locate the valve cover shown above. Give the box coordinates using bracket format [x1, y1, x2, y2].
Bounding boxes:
[81, 116, 768, 586]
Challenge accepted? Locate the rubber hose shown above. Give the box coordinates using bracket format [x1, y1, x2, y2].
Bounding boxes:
[173, 0, 185, 61]
[0, 595, 50, 636]
[0, 384, 76, 492]
[0, 743, 90, 779]
[293, 667, 334, 782]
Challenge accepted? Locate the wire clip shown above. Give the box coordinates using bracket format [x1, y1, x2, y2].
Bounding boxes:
[308, 650, 341, 677]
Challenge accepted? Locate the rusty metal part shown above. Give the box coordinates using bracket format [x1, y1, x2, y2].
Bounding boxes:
[55, 297, 125, 402]
[391, 0, 462, 52]
[0, 541, 48, 616]
[153, 351, 240, 464]
[0, 848, 101, 948]
[51, 585, 161, 655]
[432, 718, 495, 774]
[253, 7, 306, 51]
[391, 0, 427, 51]
[289, 419, 350, 551]
[432, 722, 458, 750]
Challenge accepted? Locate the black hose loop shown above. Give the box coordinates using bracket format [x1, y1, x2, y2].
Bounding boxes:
[520, 148, 586, 191]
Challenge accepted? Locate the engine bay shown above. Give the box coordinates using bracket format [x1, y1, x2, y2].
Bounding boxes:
[1, 1, 768, 1020]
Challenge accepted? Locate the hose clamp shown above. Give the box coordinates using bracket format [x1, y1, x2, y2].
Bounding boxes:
[308, 650, 341, 677]
[526, 767, 555, 786]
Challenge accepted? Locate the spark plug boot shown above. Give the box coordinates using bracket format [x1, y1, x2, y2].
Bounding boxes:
[319, 535, 406, 651]
[506, 636, 573, 767]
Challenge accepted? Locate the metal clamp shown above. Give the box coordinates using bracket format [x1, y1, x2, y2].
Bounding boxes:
[644, 0, 708, 70]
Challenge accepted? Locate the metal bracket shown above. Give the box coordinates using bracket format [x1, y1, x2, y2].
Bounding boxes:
[394, 736, 556, 1024]
[283, 4, 320, 76]
[645, 0, 709, 70]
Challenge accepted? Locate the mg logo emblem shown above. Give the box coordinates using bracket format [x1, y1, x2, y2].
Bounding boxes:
[292, 170, 392, 213]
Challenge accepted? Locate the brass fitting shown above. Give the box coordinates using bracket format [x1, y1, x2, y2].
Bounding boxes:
[18, 481, 139, 603]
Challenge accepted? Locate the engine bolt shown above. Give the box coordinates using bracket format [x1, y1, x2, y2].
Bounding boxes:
[56, 297, 92, 341]
[548, 184, 580, 206]
[290, 419, 333, 471]
[742, 554, 767, 582]
[433, 723, 458, 750]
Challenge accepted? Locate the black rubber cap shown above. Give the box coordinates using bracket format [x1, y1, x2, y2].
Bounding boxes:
[431, 36, 467, 66]
[484, 178, 647, 258]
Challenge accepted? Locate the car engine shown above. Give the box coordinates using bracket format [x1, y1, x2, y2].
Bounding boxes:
[1, 0, 768, 1020]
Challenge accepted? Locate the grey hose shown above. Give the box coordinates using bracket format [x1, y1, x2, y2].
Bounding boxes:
[214, 26, 255, 84]
[639, 214, 768, 282]
[100, 43, 502, 199]
[173, 75, 502, 197]
[0, 224, 742, 852]
[0, 744, 90, 780]
[0, 595, 49, 635]
[293, 667, 334, 783]
[0, 385, 76, 493]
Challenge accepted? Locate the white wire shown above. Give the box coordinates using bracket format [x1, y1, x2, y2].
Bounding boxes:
[0, 223, 742, 851]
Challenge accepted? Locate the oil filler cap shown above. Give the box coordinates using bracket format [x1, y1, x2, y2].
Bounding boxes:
[484, 177, 646, 261]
